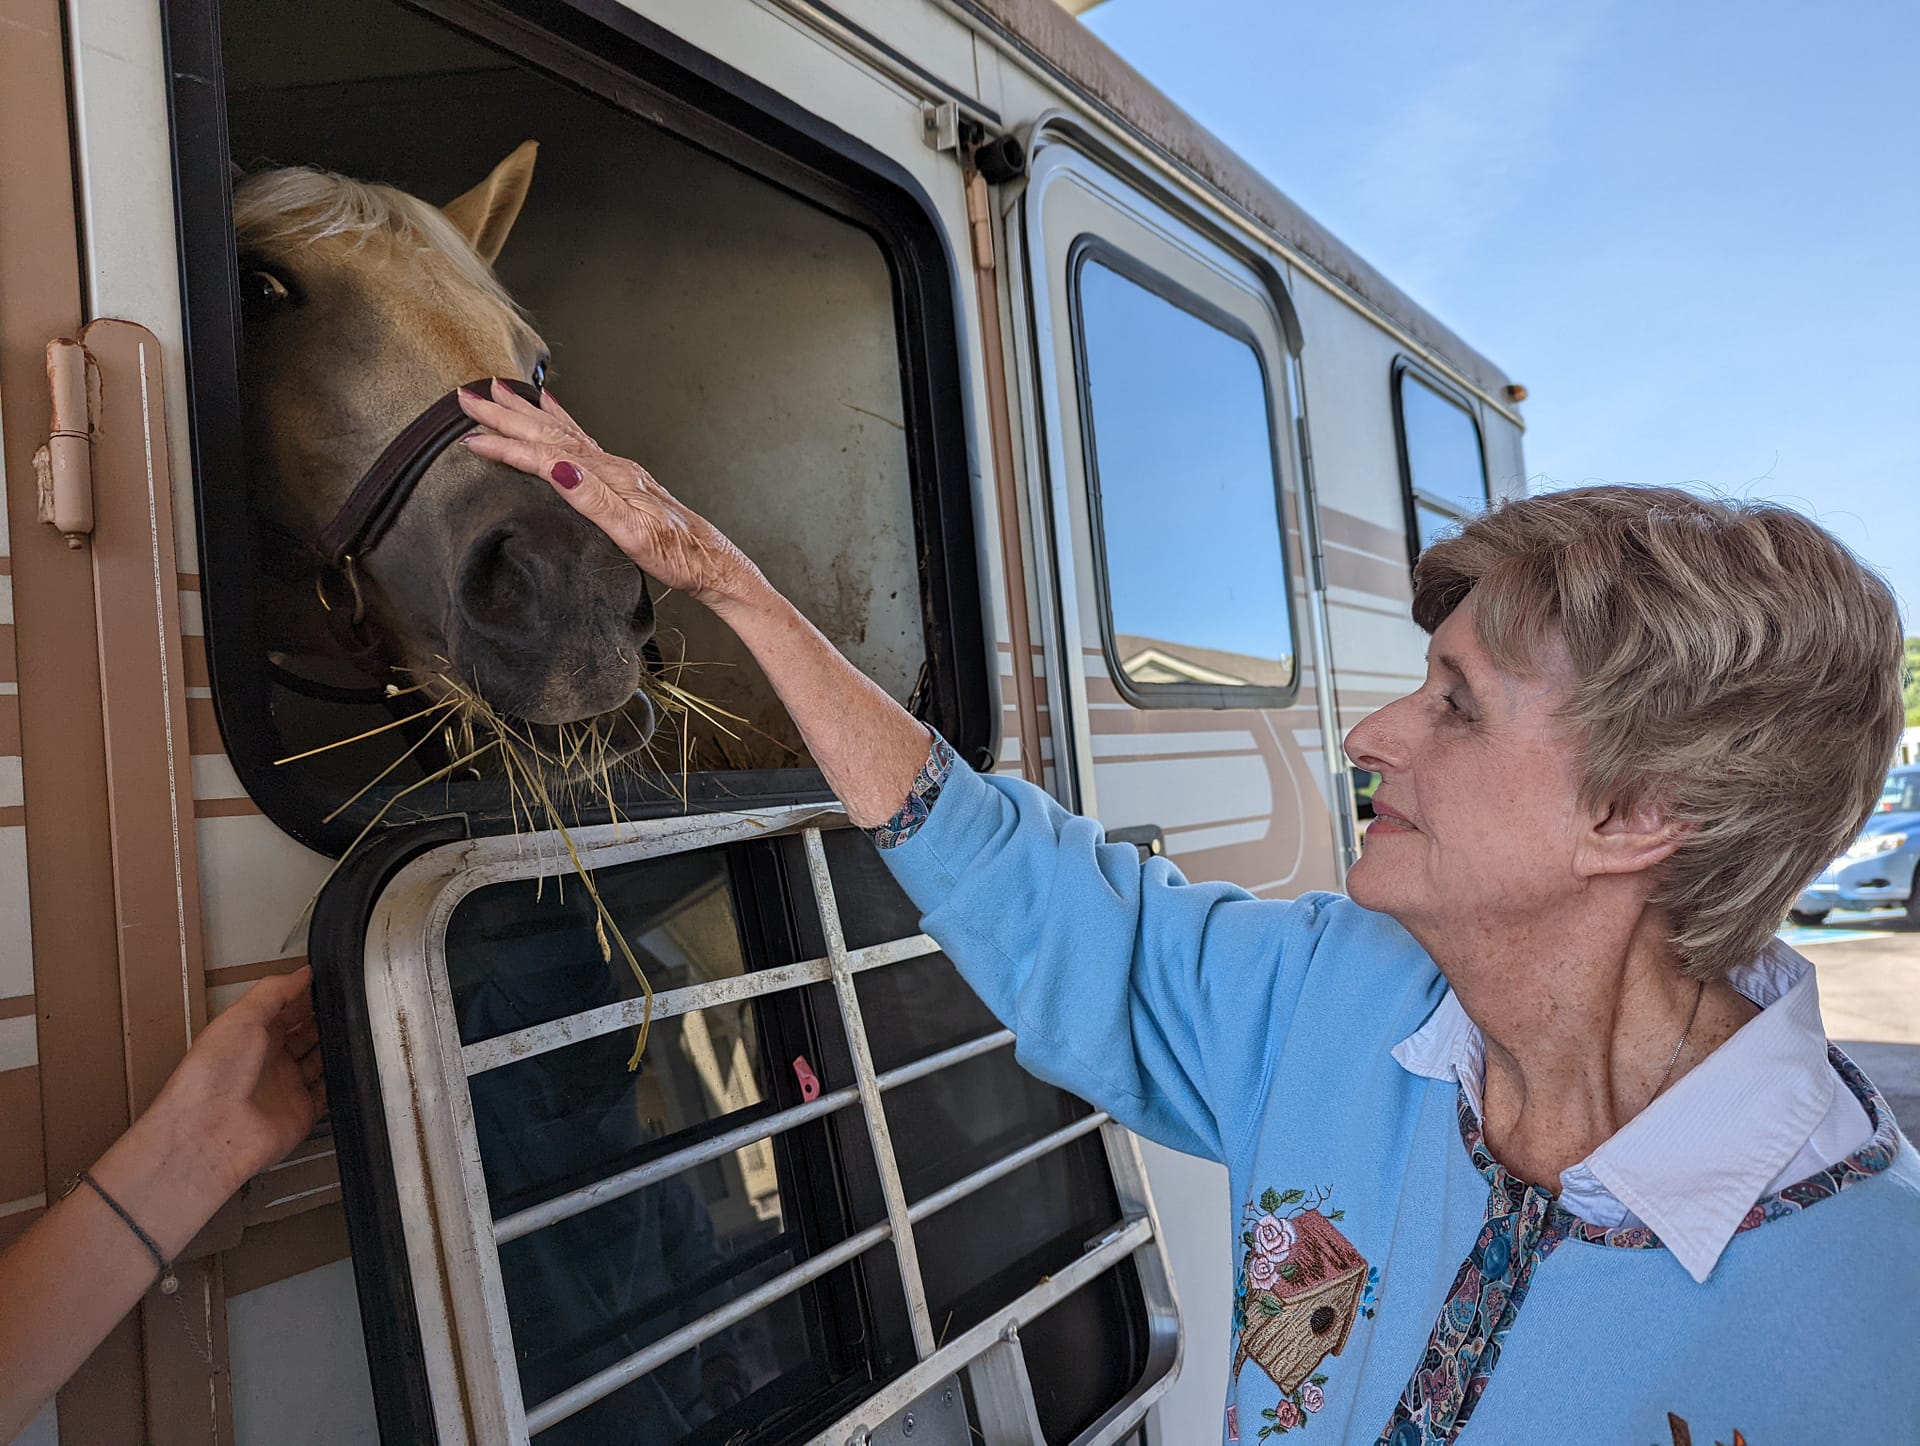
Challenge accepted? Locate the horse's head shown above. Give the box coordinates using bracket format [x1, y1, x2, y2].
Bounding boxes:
[234, 142, 656, 737]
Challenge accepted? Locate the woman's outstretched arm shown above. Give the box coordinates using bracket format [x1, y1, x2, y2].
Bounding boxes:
[458, 383, 930, 825]
[453, 386, 1386, 1167]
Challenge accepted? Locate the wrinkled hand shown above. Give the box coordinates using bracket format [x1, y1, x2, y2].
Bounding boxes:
[457, 382, 762, 610]
[149, 967, 326, 1196]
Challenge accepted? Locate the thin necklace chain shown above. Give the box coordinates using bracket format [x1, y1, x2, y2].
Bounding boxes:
[1649, 978, 1707, 1105]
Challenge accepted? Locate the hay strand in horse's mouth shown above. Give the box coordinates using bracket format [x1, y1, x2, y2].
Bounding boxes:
[272, 694, 458, 765]
[271, 649, 786, 1069]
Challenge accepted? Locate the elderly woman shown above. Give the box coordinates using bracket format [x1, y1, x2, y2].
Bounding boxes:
[458, 385, 1918, 1443]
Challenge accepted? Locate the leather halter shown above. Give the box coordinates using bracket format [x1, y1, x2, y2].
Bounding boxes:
[316, 376, 541, 568]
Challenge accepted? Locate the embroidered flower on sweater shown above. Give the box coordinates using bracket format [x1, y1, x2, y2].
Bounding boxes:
[1230, 1184, 1375, 1436]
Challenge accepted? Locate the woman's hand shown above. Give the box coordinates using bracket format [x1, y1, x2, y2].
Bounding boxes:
[457, 382, 764, 611]
[0, 970, 326, 1439]
[457, 379, 930, 825]
[141, 966, 326, 1202]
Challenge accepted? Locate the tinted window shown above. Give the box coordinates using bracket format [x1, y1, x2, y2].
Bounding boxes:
[1074, 253, 1296, 706]
[1881, 771, 1920, 813]
[1397, 369, 1490, 556]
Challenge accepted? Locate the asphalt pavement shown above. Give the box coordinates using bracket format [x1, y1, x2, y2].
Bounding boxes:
[1780, 908, 1920, 1130]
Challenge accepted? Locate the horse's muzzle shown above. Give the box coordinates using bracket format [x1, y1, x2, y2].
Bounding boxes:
[448, 504, 654, 726]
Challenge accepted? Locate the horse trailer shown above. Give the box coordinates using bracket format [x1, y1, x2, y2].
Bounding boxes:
[0, 0, 1525, 1441]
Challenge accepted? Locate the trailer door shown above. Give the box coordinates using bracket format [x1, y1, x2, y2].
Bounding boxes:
[1014, 129, 1349, 1437]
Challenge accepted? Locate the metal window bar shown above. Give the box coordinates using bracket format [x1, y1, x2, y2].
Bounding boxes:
[800, 828, 938, 1358]
[371, 808, 1175, 1443]
[493, 1026, 1015, 1244]
[460, 931, 944, 1076]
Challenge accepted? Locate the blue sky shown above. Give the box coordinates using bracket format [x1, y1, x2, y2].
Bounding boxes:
[1083, 0, 1920, 625]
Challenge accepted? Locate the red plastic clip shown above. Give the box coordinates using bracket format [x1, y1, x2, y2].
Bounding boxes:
[792, 1055, 821, 1103]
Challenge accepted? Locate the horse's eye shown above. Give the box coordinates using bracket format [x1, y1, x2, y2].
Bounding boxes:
[244, 269, 294, 307]
[531, 356, 549, 389]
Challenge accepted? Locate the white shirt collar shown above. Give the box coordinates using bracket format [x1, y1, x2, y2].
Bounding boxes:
[1391, 940, 1859, 1283]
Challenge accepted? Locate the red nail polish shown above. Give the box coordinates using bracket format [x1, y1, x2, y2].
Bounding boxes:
[552, 460, 582, 489]
[460, 385, 486, 400]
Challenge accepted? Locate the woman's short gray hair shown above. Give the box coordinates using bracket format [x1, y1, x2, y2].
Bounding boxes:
[1413, 485, 1905, 981]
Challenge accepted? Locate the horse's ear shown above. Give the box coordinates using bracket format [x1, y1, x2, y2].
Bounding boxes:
[442, 140, 538, 265]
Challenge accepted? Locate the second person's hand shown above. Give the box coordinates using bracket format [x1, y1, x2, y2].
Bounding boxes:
[457, 381, 763, 612]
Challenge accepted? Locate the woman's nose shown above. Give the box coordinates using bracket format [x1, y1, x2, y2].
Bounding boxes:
[1344, 701, 1402, 773]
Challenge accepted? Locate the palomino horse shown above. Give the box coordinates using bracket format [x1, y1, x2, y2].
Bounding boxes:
[233, 142, 658, 746]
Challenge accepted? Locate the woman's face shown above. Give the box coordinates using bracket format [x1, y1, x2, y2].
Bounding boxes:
[1343, 597, 1595, 949]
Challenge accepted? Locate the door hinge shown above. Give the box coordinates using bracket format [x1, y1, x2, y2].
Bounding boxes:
[33, 336, 96, 548]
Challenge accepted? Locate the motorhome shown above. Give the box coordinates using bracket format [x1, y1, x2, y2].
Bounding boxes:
[0, 0, 1526, 1441]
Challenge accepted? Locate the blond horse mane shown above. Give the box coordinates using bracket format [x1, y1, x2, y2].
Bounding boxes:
[233, 164, 525, 317]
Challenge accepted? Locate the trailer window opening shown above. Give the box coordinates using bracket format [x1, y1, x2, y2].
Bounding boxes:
[1069, 245, 1298, 710]
[1395, 364, 1491, 560]
[173, 0, 987, 854]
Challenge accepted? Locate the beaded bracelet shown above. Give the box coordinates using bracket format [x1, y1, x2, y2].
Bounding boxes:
[71, 1170, 178, 1295]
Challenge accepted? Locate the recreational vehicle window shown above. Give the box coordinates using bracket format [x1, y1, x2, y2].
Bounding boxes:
[1393, 362, 1492, 559]
[169, 0, 988, 854]
[1070, 247, 1298, 709]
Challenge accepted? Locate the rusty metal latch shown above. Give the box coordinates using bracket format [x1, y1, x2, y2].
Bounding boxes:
[33, 337, 96, 548]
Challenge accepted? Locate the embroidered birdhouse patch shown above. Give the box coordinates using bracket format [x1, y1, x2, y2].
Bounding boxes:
[1231, 1184, 1377, 1436]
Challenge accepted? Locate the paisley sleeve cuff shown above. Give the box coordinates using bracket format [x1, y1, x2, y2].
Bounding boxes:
[864, 728, 957, 849]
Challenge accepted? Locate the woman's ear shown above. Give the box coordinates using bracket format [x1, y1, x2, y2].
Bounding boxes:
[1581, 795, 1687, 878]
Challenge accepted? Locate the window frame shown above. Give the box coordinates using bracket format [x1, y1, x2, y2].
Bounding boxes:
[162, 0, 991, 856]
[311, 808, 1178, 1443]
[1065, 236, 1302, 713]
[1391, 356, 1492, 569]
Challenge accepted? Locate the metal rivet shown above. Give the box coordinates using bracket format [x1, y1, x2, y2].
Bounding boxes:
[942, 1387, 956, 1410]
[846, 1431, 871, 1446]
[902, 1414, 916, 1436]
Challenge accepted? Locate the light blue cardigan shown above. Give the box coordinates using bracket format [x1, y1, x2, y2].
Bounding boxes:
[877, 752, 1920, 1445]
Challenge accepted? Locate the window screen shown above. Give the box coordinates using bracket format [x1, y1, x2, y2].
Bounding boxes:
[1395, 366, 1491, 559]
[1071, 248, 1297, 709]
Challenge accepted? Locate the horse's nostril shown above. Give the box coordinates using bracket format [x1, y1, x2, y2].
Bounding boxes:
[459, 528, 541, 629]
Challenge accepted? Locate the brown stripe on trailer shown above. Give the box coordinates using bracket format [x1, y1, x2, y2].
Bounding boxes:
[223, 1203, 354, 1297]
[1318, 506, 1415, 565]
[206, 955, 308, 991]
[243, 1138, 343, 1228]
[0, 1065, 46, 1206]
[195, 795, 263, 820]
[185, 693, 222, 755]
[181, 634, 210, 690]
[1323, 545, 1415, 608]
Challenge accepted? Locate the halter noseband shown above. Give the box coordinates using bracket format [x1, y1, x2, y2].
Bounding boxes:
[315, 376, 542, 569]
